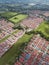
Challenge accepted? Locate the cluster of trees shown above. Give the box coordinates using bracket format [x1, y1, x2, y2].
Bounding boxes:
[13, 24, 24, 30]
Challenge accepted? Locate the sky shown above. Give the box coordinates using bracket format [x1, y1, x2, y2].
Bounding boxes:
[0, 0, 49, 4]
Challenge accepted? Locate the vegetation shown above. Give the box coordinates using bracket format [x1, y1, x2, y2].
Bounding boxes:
[35, 21, 49, 40]
[9, 14, 28, 24]
[13, 24, 24, 30]
[0, 29, 2, 33]
[0, 12, 17, 19]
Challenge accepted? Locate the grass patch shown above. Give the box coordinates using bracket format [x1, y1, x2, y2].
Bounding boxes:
[35, 21, 49, 40]
[0, 12, 17, 19]
[9, 14, 28, 24]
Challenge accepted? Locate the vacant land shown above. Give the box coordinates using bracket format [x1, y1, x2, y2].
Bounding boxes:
[0, 12, 28, 24]
[9, 14, 28, 24]
[35, 21, 49, 38]
[0, 33, 33, 65]
[0, 12, 17, 19]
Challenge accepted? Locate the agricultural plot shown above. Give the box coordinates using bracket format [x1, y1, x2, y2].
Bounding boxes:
[9, 14, 28, 24]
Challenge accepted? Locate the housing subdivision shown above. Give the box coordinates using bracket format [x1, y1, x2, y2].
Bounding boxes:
[14, 35, 49, 65]
[0, 10, 49, 65]
[0, 19, 25, 58]
[0, 19, 14, 40]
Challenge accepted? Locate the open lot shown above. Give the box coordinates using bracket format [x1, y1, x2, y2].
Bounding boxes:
[9, 14, 28, 24]
[35, 21, 49, 39]
[0, 12, 17, 19]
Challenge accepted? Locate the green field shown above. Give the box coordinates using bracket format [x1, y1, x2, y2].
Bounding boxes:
[35, 21, 49, 39]
[9, 14, 28, 24]
[0, 12, 17, 19]
[0, 12, 28, 24]
[0, 33, 33, 65]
